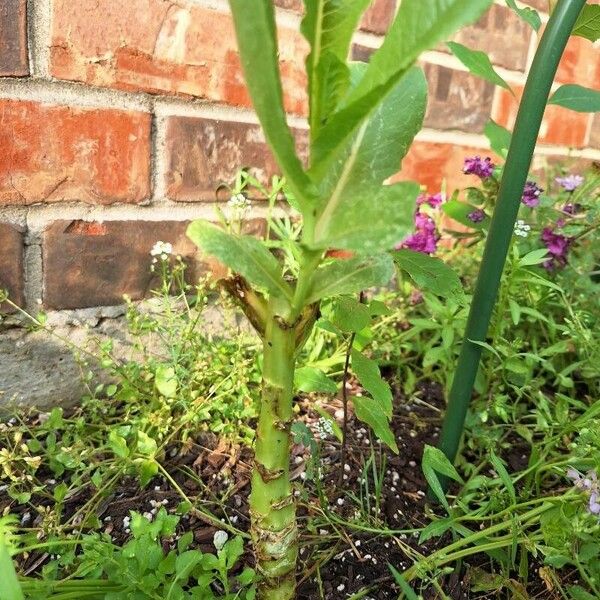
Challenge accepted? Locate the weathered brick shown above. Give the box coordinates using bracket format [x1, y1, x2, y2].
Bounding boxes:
[361, 0, 397, 35]
[43, 219, 266, 309]
[0, 0, 28, 76]
[590, 115, 600, 150]
[274, 0, 303, 11]
[443, 4, 532, 72]
[0, 223, 24, 311]
[522, 0, 547, 10]
[351, 44, 376, 63]
[50, 0, 308, 115]
[393, 141, 495, 193]
[275, 0, 396, 35]
[556, 34, 600, 87]
[0, 100, 150, 206]
[164, 117, 309, 202]
[493, 86, 589, 148]
[43, 220, 198, 309]
[423, 64, 494, 133]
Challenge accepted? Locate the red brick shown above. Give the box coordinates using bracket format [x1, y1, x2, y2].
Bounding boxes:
[360, 0, 397, 35]
[493, 86, 589, 148]
[351, 44, 376, 63]
[423, 64, 494, 133]
[556, 34, 600, 87]
[0, 223, 24, 311]
[442, 4, 532, 72]
[393, 141, 495, 193]
[274, 0, 303, 11]
[0, 100, 150, 206]
[164, 117, 309, 202]
[43, 220, 198, 309]
[522, 0, 547, 10]
[43, 219, 266, 309]
[50, 0, 308, 115]
[590, 115, 600, 150]
[0, 0, 28, 76]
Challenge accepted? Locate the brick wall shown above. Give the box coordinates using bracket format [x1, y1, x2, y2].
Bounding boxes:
[1, 0, 600, 313]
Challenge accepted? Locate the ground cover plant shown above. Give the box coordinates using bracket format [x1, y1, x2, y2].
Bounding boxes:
[1, 0, 600, 599]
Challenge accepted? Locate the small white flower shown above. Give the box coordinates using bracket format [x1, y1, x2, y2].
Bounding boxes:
[514, 220, 531, 238]
[213, 530, 229, 551]
[228, 193, 251, 212]
[150, 241, 173, 258]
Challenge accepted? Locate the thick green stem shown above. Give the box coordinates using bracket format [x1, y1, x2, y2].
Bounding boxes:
[250, 309, 298, 600]
[436, 0, 586, 486]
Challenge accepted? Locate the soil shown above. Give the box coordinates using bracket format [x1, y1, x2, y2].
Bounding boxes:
[3, 379, 565, 599]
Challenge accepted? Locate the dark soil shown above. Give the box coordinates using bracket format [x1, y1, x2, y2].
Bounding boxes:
[3, 379, 564, 599]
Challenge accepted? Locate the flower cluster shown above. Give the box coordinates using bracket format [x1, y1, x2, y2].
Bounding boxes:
[416, 192, 444, 209]
[556, 174, 584, 192]
[521, 181, 543, 208]
[401, 211, 439, 255]
[514, 220, 531, 238]
[541, 226, 571, 270]
[467, 209, 486, 223]
[463, 156, 494, 179]
[228, 193, 251, 213]
[567, 468, 600, 516]
[150, 241, 173, 263]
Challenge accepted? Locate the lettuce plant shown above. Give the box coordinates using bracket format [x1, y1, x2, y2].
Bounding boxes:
[187, 1, 492, 596]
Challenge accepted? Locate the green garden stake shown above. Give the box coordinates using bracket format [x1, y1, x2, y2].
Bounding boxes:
[436, 0, 587, 489]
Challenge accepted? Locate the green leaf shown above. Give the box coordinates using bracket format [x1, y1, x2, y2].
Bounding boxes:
[295, 366, 338, 393]
[352, 395, 398, 453]
[155, 365, 177, 399]
[137, 431, 158, 457]
[505, 0, 541, 31]
[422, 444, 463, 509]
[489, 451, 516, 504]
[568, 586, 597, 600]
[306, 253, 395, 303]
[518, 248, 549, 267]
[302, 0, 371, 135]
[393, 250, 464, 302]
[314, 66, 427, 194]
[447, 42, 512, 91]
[312, 0, 492, 171]
[108, 430, 129, 458]
[187, 221, 292, 301]
[484, 119, 512, 158]
[388, 564, 419, 600]
[548, 84, 600, 113]
[418, 517, 454, 544]
[572, 4, 600, 42]
[331, 296, 371, 332]
[312, 182, 420, 252]
[442, 199, 490, 230]
[139, 459, 159, 488]
[351, 350, 393, 418]
[228, 0, 317, 211]
[0, 542, 23, 600]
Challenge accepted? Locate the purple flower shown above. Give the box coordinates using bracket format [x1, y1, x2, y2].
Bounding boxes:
[463, 156, 495, 179]
[590, 493, 600, 515]
[563, 203, 582, 215]
[521, 181, 544, 207]
[541, 226, 571, 270]
[556, 174, 584, 192]
[399, 212, 439, 255]
[568, 469, 600, 517]
[417, 193, 444, 209]
[467, 209, 486, 223]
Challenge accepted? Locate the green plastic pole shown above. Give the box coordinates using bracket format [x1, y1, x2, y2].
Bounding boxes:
[437, 0, 587, 478]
